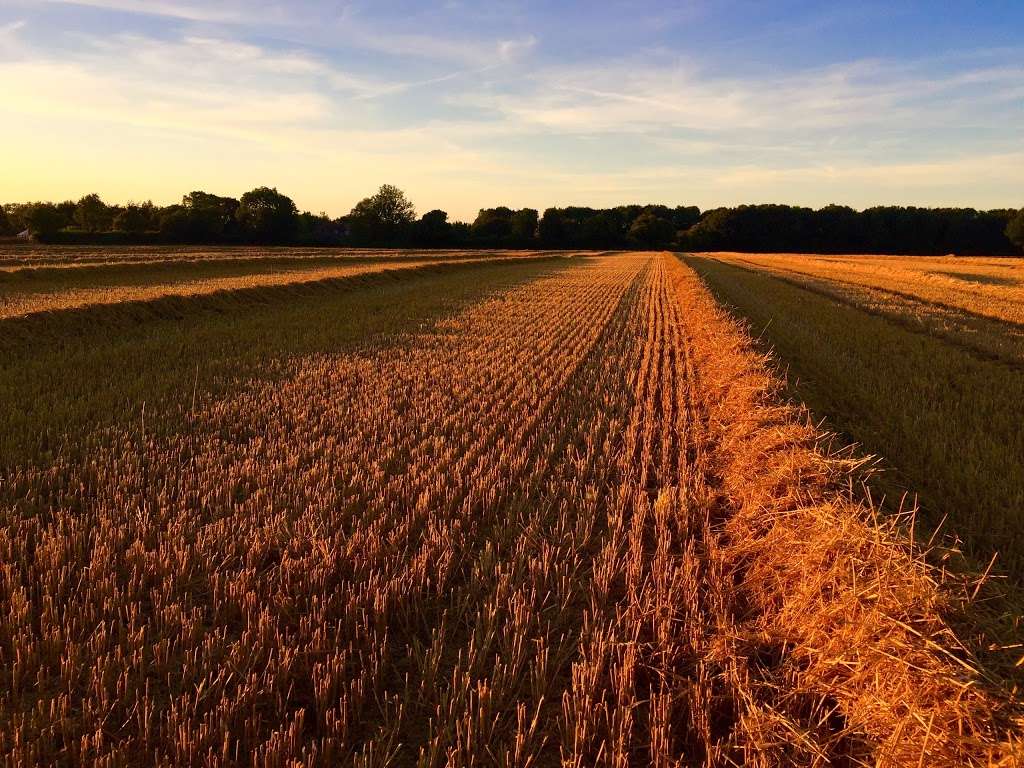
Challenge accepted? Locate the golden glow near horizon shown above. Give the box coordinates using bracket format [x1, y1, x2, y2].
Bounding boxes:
[1, 3, 1022, 219]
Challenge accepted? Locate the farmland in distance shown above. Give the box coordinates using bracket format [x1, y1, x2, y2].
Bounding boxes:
[687, 252, 1024, 578]
[0, 246, 568, 321]
[1, 248, 1021, 766]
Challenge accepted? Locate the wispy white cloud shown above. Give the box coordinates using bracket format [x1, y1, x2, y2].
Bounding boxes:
[0, 26, 482, 160]
[333, 12, 538, 67]
[32, 0, 247, 23]
[497, 34, 536, 61]
[706, 151, 1024, 191]
[0, 18, 28, 52]
[33, 0, 542, 66]
[452, 53, 1024, 138]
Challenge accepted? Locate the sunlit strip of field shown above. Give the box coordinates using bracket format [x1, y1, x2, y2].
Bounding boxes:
[1, 252, 1018, 766]
[0, 257, 569, 467]
[705, 251, 1024, 328]
[0, 252, 563, 320]
[710, 254, 1024, 365]
[0, 245, 570, 270]
[687, 253, 1024, 576]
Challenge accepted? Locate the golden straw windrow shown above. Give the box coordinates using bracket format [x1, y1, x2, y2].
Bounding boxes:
[1, 253, 1020, 766]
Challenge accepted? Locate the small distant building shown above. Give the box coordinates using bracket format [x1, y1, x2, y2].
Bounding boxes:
[16, 229, 31, 240]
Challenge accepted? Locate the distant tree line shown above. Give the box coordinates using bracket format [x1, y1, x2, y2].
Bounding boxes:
[2, 185, 1022, 255]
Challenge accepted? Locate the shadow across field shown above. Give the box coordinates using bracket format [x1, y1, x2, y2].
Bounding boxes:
[0, 256, 571, 467]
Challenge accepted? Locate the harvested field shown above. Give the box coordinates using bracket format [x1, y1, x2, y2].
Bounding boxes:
[688, 253, 1024, 579]
[706, 252, 1024, 324]
[1, 251, 1021, 766]
[0, 248, 563, 320]
[0, 245, 568, 269]
[704, 252, 1024, 363]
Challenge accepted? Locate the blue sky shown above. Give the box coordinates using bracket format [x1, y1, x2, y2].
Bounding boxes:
[1, 0, 1021, 219]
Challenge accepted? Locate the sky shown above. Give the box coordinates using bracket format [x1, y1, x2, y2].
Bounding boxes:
[0, 0, 1022, 220]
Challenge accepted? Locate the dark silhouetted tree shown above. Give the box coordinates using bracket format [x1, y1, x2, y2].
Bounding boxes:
[814, 204, 862, 251]
[56, 201, 77, 228]
[158, 207, 190, 241]
[469, 207, 537, 246]
[113, 202, 155, 234]
[672, 205, 701, 230]
[297, 211, 346, 245]
[471, 207, 514, 245]
[628, 212, 676, 249]
[237, 187, 299, 243]
[186, 192, 237, 234]
[348, 184, 416, 245]
[510, 208, 539, 245]
[450, 221, 471, 245]
[182, 191, 240, 240]
[580, 210, 626, 248]
[24, 203, 64, 238]
[539, 208, 570, 246]
[416, 209, 453, 247]
[74, 193, 111, 233]
[1007, 209, 1024, 253]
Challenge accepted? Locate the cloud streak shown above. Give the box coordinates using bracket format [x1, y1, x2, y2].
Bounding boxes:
[454, 54, 1024, 138]
[33, 0, 248, 23]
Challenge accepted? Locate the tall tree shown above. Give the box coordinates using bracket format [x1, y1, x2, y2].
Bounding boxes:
[236, 187, 299, 243]
[348, 184, 416, 245]
[158, 207, 191, 242]
[580, 210, 625, 248]
[183, 191, 240, 240]
[56, 201, 77, 228]
[74, 193, 111, 233]
[672, 205, 701, 230]
[297, 211, 346, 245]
